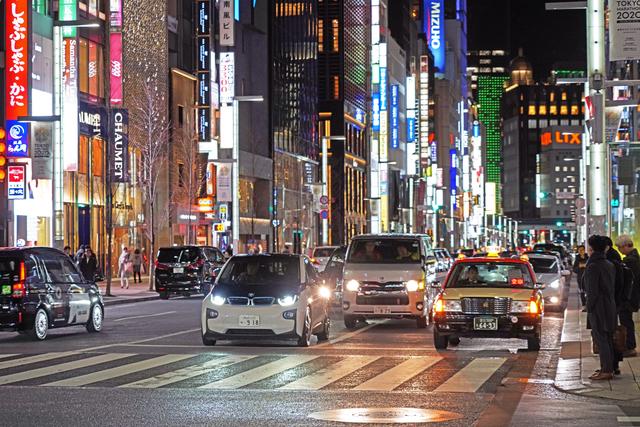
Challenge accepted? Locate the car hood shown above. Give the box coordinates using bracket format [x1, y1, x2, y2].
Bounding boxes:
[343, 263, 423, 282]
[212, 282, 301, 298]
[441, 287, 535, 301]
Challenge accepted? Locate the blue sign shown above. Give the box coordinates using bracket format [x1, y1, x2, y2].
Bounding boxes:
[472, 121, 480, 138]
[391, 85, 399, 149]
[380, 68, 387, 111]
[372, 93, 380, 131]
[450, 149, 457, 208]
[424, 0, 445, 74]
[407, 116, 416, 142]
[6, 121, 29, 158]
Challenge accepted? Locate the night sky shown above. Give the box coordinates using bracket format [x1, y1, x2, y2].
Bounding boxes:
[467, 0, 587, 81]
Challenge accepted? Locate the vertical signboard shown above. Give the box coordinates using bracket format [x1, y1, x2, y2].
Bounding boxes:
[110, 0, 122, 27]
[219, 0, 235, 46]
[424, 0, 445, 74]
[5, 121, 29, 157]
[219, 52, 235, 104]
[59, 0, 77, 37]
[379, 68, 388, 111]
[5, 0, 30, 121]
[63, 38, 79, 171]
[196, 0, 211, 142]
[419, 56, 430, 168]
[110, 33, 123, 104]
[110, 109, 129, 182]
[216, 163, 232, 202]
[7, 165, 26, 200]
[391, 85, 399, 149]
[372, 93, 380, 131]
[610, 0, 640, 61]
[31, 122, 53, 179]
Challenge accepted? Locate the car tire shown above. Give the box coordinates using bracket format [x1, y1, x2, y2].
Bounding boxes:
[416, 315, 428, 329]
[433, 330, 448, 350]
[344, 314, 358, 330]
[86, 304, 103, 333]
[316, 316, 330, 342]
[29, 308, 49, 341]
[297, 307, 312, 347]
[527, 335, 541, 351]
[448, 336, 461, 346]
[202, 335, 216, 346]
[159, 291, 169, 300]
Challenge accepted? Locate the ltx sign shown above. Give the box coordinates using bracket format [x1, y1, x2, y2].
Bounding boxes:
[541, 131, 582, 146]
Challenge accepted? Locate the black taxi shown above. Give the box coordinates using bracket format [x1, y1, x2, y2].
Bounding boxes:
[0, 247, 104, 340]
[432, 255, 543, 351]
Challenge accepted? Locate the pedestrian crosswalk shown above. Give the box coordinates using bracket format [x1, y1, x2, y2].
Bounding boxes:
[0, 352, 511, 393]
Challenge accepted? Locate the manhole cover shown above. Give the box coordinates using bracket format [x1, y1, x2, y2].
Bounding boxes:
[308, 407, 463, 424]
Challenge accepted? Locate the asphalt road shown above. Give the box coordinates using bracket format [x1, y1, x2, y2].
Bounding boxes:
[0, 288, 637, 426]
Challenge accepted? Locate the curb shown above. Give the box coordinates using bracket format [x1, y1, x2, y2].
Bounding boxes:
[103, 295, 159, 306]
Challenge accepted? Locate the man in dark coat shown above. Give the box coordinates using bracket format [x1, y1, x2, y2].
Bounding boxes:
[584, 235, 618, 380]
[78, 248, 98, 282]
[573, 245, 589, 307]
[616, 234, 640, 357]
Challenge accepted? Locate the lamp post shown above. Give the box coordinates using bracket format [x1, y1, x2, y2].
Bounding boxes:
[232, 96, 264, 253]
[321, 136, 345, 245]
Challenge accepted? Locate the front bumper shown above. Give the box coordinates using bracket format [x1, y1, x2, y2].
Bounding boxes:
[201, 304, 299, 339]
[342, 290, 427, 317]
[434, 313, 541, 338]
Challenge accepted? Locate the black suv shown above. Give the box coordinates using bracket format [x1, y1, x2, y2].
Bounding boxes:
[155, 246, 225, 299]
[0, 247, 104, 340]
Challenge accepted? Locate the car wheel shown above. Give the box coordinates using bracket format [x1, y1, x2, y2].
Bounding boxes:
[344, 314, 358, 330]
[527, 335, 541, 351]
[316, 316, 330, 342]
[29, 308, 49, 341]
[448, 336, 461, 346]
[202, 335, 217, 346]
[433, 330, 448, 350]
[86, 304, 103, 333]
[297, 307, 312, 347]
[159, 291, 169, 300]
[416, 315, 428, 329]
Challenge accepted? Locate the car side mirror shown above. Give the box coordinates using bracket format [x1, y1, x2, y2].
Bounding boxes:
[535, 282, 546, 290]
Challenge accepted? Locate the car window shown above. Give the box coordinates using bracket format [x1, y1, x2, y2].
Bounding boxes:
[313, 248, 335, 258]
[347, 239, 422, 264]
[40, 252, 84, 284]
[446, 262, 534, 289]
[157, 248, 199, 263]
[217, 257, 300, 286]
[529, 258, 558, 274]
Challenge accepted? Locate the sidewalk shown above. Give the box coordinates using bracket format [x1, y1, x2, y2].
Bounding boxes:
[97, 276, 159, 306]
[555, 283, 640, 400]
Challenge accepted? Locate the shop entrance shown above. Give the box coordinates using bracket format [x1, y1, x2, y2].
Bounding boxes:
[78, 205, 91, 247]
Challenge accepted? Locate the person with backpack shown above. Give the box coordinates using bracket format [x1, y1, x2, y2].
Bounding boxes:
[616, 234, 640, 357]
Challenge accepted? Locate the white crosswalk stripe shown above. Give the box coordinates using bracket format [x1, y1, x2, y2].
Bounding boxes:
[353, 356, 443, 391]
[43, 354, 195, 387]
[0, 351, 78, 370]
[434, 357, 507, 393]
[279, 356, 380, 390]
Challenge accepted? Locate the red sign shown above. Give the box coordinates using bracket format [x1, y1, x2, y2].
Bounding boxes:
[110, 32, 123, 104]
[5, 0, 30, 121]
[7, 164, 25, 200]
[541, 131, 582, 146]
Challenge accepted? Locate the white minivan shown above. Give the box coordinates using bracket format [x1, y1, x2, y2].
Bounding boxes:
[341, 234, 439, 329]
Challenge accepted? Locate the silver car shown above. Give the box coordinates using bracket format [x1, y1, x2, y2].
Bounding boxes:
[527, 253, 571, 311]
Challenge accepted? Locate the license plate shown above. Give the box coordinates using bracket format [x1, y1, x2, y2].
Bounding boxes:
[373, 306, 392, 315]
[239, 315, 260, 327]
[173, 267, 184, 274]
[474, 317, 498, 331]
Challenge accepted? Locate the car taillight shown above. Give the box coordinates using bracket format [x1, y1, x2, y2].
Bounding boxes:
[189, 258, 205, 270]
[434, 297, 444, 313]
[155, 261, 169, 270]
[12, 261, 26, 298]
[311, 258, 319, 265]
[528, 299, 539, 314]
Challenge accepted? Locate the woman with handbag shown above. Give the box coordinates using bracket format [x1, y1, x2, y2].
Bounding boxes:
[119, 247, 132, 289]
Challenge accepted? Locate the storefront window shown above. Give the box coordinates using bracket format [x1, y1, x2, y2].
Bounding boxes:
[79, 39, 89, 94]
[92, 138, 104, 176]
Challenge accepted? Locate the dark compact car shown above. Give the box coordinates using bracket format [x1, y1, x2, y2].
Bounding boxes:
[0, 247, 104, 340]
[155, 246, 225, 299]
[318, 245, 347, 305]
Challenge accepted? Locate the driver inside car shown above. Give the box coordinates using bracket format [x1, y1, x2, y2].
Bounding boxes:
[396, 245, 420, 262]
[459, 265, 484, 285]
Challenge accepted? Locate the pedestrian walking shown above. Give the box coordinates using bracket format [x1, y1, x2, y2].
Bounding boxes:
[118, 247, 132, 289]
[131, 248, 143, 284]
[63, 246, 74, 262]
[616, 234, 640, 357]
[584, 235, 618, 380]
[78, 247, 98, 282]
[224, 246, 233, 260]
[573, 245, 589, 307]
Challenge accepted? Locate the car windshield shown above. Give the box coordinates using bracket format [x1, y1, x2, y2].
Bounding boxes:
[347, 239, 421, 264]
[446, 262, 534, 289]
[218, 257, 300, 286]
[157, 248, 199, 263]
[313, 248, 335, 258]
[529, 258, 558, 274]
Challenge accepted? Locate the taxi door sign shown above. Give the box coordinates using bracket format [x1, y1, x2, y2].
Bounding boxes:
[7, 165, 25, 200]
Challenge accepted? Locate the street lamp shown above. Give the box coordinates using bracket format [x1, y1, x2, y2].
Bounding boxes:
[320, 136, 345, 245]
[232, 96, 264, 253]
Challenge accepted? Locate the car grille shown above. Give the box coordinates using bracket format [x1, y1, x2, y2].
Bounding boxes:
[360, 281, 406, 292]
[226, 296, 275, 306]
[252, 297, 275, 306]
[461, 297, 511, 315]
[227, 297, 250, 305]
[226, 329, 275, 336]
[356, 295, 410, 305]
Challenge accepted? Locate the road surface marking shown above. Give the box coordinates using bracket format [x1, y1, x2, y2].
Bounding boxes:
[199, 355, 318, 389]
[316, 321, 386, 347]
[0, 351, 78, 370]
[120, 355, 257, 388]
[112, 311, 176, 322]
[434, 357, 507, 393]
[618, 417, 640, 422]
[279, 356, 380, 390]
[353, 356, 443, 391]
[127, 328, 201, 344]
[44, 354, 194, 387]
[0, 353, 133, 385]
[0, 354, 18, 361]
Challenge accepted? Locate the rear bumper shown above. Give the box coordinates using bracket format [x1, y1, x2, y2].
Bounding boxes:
[155, 279, 203, 294]
[434, 313, 541, 338]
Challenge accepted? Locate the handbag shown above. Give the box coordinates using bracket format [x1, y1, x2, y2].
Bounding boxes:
[125, 261, 134, 273]
[614, 325, 627, 354]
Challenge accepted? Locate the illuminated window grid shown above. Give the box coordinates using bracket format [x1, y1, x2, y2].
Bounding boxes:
[332, 19, 339, 52]
[318, 19, 324, 52]
[477, 75, 508, 186]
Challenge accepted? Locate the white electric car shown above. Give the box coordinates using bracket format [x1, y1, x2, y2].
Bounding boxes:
[201, 254, 332, 347]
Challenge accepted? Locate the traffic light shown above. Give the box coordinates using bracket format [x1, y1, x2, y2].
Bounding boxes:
[611, 199, 620, 208]
[556, 221, 563, 227]
[0, 128, 6, 181]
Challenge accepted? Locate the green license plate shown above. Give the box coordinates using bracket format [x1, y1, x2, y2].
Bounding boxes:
[474, 317, 498, 331]
[1, 285, 11, 295]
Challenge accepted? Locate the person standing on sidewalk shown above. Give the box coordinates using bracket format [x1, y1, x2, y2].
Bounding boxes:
[131, 248, 143, 284]
[604, 237, 627, 373]
[574, 245, 589, 307]
[118, 247, 132, 289]
[616, 234, 640, 357]
[584, 235, 618, 380]
[78, 247, 98, 282]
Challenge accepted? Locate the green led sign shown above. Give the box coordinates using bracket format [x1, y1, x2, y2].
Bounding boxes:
[60, 0, 77, 37]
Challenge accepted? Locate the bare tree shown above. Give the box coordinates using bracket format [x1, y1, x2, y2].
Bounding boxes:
[129, 81, 171, 290]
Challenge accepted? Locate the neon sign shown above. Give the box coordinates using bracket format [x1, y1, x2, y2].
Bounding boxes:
[5, 0, 29, 121]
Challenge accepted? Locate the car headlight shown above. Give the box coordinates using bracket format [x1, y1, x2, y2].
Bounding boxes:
[405, 280, 425, 292]
[444, 300, 462, 312]
[345, 279, 360, 292]
[278, 295, 298, 306]
[511, 301, 529, 313]
[211, 295, 226, 306]
[318, 286, 332, 299]
[549, 279, 561, 289]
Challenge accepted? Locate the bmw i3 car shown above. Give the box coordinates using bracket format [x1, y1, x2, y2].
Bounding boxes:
[201, 254, 332, 347]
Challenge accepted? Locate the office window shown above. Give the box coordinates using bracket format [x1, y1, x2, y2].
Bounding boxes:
[79, 39, 89, 94]
[570, 166, 575, 172]
[92, 138, 103, 177]
[528, 105, 536, 116]
[550, 105, 557, 115]
[332, 19, 339, 52]
[178, 105, 184, 127]
[550, 92, 555, 102]
[562, 91, 567, 101]
[539, 105, 547, 115]
[555, 177, 560, 183]
[571, 105, 579, 115]
[563, 166, 568, 172]
[333, 75, 339, 100]
[555, 166, 560, 172]
[318, 19, 324, 52]
[560, 105, 568, 115]
[79, 135, 89, 175]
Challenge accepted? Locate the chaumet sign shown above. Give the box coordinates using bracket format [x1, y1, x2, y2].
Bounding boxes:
[541, 131, 582, 146]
